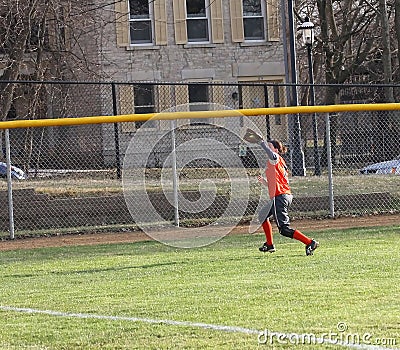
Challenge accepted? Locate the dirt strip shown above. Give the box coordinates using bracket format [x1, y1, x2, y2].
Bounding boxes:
[0, 214, 399, 251]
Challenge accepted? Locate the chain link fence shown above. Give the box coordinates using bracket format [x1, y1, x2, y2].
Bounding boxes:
[1, 81, 399, 239]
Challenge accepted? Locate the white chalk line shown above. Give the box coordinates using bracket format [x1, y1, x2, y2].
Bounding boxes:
[0, 305, 397, 350]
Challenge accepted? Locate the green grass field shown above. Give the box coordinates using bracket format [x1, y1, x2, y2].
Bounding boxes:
[0, 226, 399, 349]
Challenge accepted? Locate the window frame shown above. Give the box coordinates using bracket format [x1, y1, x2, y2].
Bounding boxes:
[128, 0, 154, 45]
[188, 83, 210, 125]
[133, 84, 156, 129]
[242, 0, 267, 42]
[185, 0, 211, 43]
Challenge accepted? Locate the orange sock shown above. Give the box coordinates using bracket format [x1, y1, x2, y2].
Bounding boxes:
[262, 220, 273, 246]
[293, 230, 312, 245]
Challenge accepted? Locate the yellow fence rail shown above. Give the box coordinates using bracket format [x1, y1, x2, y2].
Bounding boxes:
[1, 103, 400, 129]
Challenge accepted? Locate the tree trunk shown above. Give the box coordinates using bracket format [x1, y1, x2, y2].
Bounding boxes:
[395, 0, 400, 82]
[379, 0, 394, 102]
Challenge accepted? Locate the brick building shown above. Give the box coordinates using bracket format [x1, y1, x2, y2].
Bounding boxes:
[98, 0, 288, 167]
[3, 0, 290, 169]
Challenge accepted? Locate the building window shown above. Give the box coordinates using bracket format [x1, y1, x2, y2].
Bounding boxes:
[134, 85, 156, 128]
[129, 0, 153, 44]
[186, 0, 210, 42]
[189, 84, 210, 124]
[242, 0, 265, 41]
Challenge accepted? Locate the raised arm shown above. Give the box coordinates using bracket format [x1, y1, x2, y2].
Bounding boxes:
[260, 141, 278, 161]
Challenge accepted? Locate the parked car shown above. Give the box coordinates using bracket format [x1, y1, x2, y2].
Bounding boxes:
[0, 162, 26, 180]
[360, 156, 400, 175]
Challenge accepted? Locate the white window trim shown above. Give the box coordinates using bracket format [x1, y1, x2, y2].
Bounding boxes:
[243, 0, 267, 43]
[129, 0, 155, 46]
[185, 0, 211, 44]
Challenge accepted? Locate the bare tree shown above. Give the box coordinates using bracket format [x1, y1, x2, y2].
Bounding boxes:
[378, 0, 394, 102]
[309, 0, 380, 164]
[395, 0, 400, 77]
[0, 0, 117, 170]
[0, 0, 117, 118]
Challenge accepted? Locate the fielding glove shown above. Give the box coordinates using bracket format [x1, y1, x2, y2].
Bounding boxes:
[243, 128, 263, 144]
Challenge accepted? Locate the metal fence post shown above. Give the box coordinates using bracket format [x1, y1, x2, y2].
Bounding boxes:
[5, 129, 15, 239]
[325, 113, 335, 218]
[264, 84, 271, 140]
[111, 83, 122, 179]
[307, 45, 321, 176]
[171, 120, 180, 226]
[286, 0, 306, 176]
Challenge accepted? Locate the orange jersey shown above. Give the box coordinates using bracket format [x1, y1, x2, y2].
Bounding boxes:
[265, 155, 291, 198]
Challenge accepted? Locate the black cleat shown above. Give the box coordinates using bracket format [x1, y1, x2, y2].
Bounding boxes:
[259, 243, 276, 253]
[306, 239, 319, 256]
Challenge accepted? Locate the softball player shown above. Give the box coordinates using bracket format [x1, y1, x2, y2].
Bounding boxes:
[244, 129, 319, 256]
